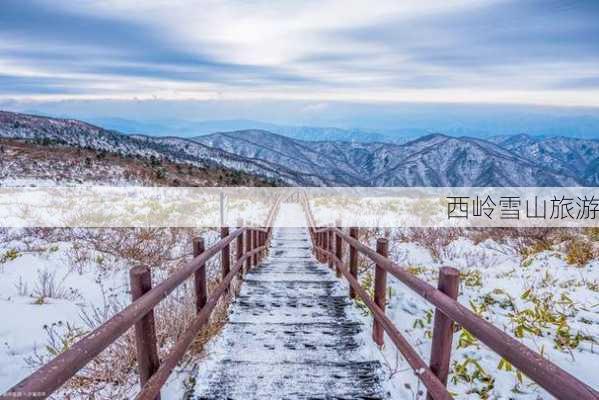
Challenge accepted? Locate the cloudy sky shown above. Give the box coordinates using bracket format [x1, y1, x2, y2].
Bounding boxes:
[1, 0, 599, 125]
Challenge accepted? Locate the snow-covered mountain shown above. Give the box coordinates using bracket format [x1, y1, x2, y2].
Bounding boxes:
[491, 134, 599, 186]
[1, 111, 597, 186]
[195, 130, 595, 186]
[0, 111, 326, 185]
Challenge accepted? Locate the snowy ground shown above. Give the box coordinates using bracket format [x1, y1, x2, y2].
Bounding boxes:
[0, 227, 221, 396]
[0, 239, 130, 393]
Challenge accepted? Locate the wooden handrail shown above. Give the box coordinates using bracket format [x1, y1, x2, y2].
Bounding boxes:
[310, 225, 599, 400]
[2, 226, 272, 400]
[314, 245, 453, 400]
[135, 245, 266, 400]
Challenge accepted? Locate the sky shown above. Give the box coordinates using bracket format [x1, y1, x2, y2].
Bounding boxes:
[1, 0, 599, 128]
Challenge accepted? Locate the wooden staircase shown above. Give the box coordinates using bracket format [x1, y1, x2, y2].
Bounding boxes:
[190, 227, 388, 400]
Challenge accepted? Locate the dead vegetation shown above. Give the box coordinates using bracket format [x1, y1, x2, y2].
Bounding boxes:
[392, 228, 462, 260]
[0, 138, 278, 187]
[359, 227, 597, 267]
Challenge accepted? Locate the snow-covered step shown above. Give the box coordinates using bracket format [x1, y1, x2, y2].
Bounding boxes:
[209, 322, 368, 363]
[191, 227, 388, 400]
[192, 360, 385, 400]
[270, 239, 311, 248]
[229, 295, 352, 324]
[240, 279, 340, 297]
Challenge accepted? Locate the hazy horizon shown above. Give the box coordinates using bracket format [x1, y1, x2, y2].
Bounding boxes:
[2, 100, 599, 140]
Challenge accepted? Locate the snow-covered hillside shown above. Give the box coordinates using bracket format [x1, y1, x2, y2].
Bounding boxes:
[0, 139, 276, 187]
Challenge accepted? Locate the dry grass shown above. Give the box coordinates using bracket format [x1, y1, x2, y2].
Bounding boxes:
[566, 239, 594, 266]
[585, 227, 599, 241]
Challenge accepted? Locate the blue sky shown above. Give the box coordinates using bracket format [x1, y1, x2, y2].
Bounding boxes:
[1, 0, 599, 126]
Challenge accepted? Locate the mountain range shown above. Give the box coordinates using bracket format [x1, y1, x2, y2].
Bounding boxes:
[1, 110, 597, 186]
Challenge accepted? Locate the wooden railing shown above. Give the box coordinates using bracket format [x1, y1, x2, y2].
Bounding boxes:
[2, 200, 280, 400]
[301, 196, 598, 400]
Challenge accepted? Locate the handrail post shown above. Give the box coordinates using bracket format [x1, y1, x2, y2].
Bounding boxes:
[349, 227, 359, 299]
[328, 229, 334, 270]
[221, 226, 230, 294]
[427, 267, 460, 399]
[236, 224, 244, 278]
[335, 223, 343, 278]
[245, 228, 252, 272]
[373, 238, 388, 347]
[260, 230, 265, 260]
[130, 266, 161, 400]
[319, 231, 324, 262]
[312, 232, 321, 261]
[192, 237, 207, 313]
[322, 229, 329, 266]
[264, 230, 268, 257]
[316, 230, 322, 262]
[257, 230, 262, 262]
[252, 229, 258, 266]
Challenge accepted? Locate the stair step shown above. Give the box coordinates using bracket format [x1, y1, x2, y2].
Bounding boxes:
[241, 279, 340, 297]
[210, 322, 369, 363]
[191, 360, 387, 400]
[229, 295, 352, 324]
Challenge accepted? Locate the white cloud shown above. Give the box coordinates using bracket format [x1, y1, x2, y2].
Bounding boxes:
[2, 0, 599, 107]
[56, 0, 485, 66]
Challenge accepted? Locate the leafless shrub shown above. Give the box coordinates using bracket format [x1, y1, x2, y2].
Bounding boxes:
[393, 228, 462, 260]
[15, 276, 29, 296]
[31, 269, 72, 303]
[566, 239, 594, 266]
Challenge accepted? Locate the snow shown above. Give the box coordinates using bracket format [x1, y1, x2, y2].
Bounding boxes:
[0, 243, 130, 393]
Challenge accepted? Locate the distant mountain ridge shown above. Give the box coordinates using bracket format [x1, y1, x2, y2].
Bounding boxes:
[84, 117, 395, 143]
[1, 110, 597, 186]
